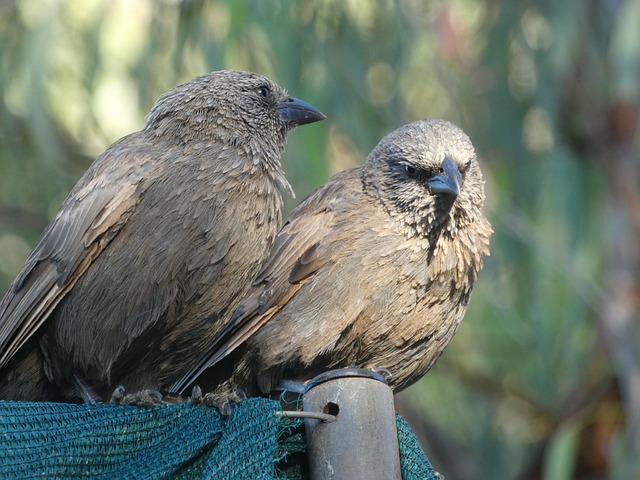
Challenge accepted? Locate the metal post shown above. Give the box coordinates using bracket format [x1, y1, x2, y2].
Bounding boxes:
[303, 368, 402, 480]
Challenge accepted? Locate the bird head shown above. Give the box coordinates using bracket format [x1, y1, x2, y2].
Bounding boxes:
[365, 119, 487, 242]
[144, 70, 324, 161]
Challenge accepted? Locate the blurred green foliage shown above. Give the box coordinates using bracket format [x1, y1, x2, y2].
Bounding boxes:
[1, 0, 640, 478]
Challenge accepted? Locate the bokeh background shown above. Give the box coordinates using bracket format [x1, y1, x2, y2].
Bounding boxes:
[1, 1, 639, 478]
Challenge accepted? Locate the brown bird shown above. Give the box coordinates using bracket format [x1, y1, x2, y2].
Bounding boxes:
[170, 119, 492, 397]
[0, 70, 325, 403]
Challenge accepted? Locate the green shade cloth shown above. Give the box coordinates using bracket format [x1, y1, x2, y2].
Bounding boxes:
[0, 398, 436, 479]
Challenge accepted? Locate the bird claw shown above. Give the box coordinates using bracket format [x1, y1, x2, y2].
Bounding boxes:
[109, 385, 126, 404]
[189, 385, 203, 403]
[110, 386, 166, 406]
[371, 367, 393, 380]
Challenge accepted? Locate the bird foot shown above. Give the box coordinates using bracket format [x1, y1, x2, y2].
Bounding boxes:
[109, 385, 166, 406]
[191, 389, 246, 416]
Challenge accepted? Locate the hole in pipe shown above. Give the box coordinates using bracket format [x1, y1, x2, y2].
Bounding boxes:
[323, 402, 339, 417]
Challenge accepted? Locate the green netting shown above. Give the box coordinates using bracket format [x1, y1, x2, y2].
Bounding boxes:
[0, 398, 437, 479]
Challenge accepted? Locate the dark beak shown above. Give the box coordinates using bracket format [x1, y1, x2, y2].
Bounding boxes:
[277, 96, 326, 126]
[427, 156, 461, 196]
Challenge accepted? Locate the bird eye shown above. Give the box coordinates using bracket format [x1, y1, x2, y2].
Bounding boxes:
[257, 85, 271, 97]
[403, 164, 417, 177]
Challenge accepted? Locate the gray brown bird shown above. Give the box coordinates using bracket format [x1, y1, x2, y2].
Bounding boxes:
[170, 119, 492, 397]
[0, 70, 325, 403]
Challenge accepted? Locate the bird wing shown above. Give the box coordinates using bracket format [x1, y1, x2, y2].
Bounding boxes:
[0, 151, 147, 369]
[170, 170, 357, 393]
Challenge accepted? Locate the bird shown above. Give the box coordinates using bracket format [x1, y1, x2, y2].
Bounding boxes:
[0, 70, 325, 403]
[170, 118, 492, 398]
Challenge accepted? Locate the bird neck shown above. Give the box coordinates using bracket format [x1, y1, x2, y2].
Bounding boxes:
[145, 118, 293, 197]
[427, 212, 491, 288]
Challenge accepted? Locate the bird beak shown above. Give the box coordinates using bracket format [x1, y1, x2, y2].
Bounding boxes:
[427, 156, 461, 196]
[277, 96, 326, 126]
